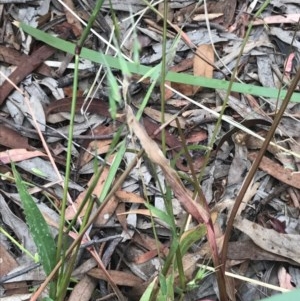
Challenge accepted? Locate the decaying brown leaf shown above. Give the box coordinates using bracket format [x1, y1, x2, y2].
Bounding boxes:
[193, 44, 214, 94]
[143, 106, 186, 129]
[63, 0, 83, 37]
[0, 126, 30, 149]
[68, 275, 97, 301]
[248, 151, 300, 189]
[115, 190, 145, 203]
[234, 217, 300, 264]
[0, 46, 53, 77]
[0, 149, 46, 164]
[0, 43, 66, 105]
[171, 43, 214, 96]
[0, 244, 29, 296]
[227, 240, 298, 264]
[88, 268, 143, 287]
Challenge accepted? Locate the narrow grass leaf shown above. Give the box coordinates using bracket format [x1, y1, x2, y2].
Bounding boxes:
[179, 225, 207, 255]
[16, 22, 300, 102]
[139, 277, 157, 301]
[98, 140, 126, 202]
[158, 273, 167, 296]
[144, 202, 174, 230]
[11, 163, 56, 276]
[106, 67, 120, 120]
[157, 274, 174, 301]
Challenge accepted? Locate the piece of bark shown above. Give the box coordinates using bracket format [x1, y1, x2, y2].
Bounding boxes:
[0, 44, 57, 105]
[248, 151, 300, 189]
[0, 244, 29, 295]
[0, 125, 30, 149]
[0, 45, 53, 77]
[0, 27, 71, 106]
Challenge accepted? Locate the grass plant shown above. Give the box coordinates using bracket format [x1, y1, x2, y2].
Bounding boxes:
[7, 0, 300, 300]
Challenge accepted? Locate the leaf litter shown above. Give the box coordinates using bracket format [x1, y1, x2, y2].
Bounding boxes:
[1, 0, 300, 300]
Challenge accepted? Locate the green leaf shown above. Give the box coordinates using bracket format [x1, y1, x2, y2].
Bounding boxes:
[12, 163, 56, 276]
[42, 297, 55, 301]
[179, 225, 207, 255]
[99, 140, 126, 202]
[140, 277, 157, 301]
[159, 273, 167, 296]
[106, 67, 120, 120]
[186, 266, 210, 290]
[157, 273, 174, 301]
[16, 22, 300, 102]
[144, 202, 174, 230]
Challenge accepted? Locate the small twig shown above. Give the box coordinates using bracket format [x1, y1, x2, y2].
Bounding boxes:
[0, 263, 41, 284]
[197, 264, 291, 293]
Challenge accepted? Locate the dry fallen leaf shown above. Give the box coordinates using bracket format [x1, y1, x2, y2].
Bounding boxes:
[278, 266, 294, 290]
[143, 106, 186, 129]
[63, 0, 83, 37]
[88, 268, 143, 287]
[253, 14, 300, 25]
[65, 165, 114, 220]
[248, 152, 300, 189]
[68, 275, 97, 301]
[0, 149, 46, 164]
[234, 217, 300, 264]
[193, 44, 214, 94]
[0, 127, 29, 149]
[115, 190, 145, 203]
[0, 244, 29, 296]
[170, 44, 214, 96]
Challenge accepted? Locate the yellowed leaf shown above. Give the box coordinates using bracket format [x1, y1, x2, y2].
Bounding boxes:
[193, 44, 214, 94]
[115, 190, 145, 203]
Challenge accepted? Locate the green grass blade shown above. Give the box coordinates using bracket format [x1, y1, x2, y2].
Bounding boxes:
[11, 163, 56, 276]
[16, 22, 300, 102]
[99, 140, 126, 202]
[0, 227, 36, 261]
[107, 66, 121, 120]
[157, 273, 174, 301]
[140, 277, 157, 301]
[179, 225, 207, 256]
[144, 202, 174, 230]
